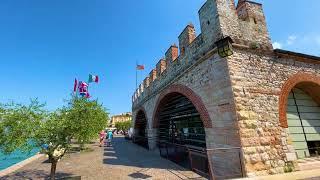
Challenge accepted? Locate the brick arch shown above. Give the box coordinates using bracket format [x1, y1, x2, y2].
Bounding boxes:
[279, 72, 320, 128]
[152, 84, 212, 128]
[134, 107, 148, 129]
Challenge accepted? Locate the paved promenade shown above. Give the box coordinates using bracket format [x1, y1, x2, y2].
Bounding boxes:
[0, 136, 204, 180]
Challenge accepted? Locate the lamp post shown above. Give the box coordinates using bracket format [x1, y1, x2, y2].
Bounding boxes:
[215, 36, 234, 58]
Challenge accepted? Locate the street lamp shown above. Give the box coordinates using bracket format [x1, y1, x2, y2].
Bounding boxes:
[215, 36, 234, 58]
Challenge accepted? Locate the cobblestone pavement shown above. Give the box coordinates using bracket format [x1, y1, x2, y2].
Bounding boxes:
[1, 136, 205, 180]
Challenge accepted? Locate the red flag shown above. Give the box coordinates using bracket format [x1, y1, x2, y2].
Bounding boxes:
[73, 79, 78, 92]
[136, 65, 145, 70]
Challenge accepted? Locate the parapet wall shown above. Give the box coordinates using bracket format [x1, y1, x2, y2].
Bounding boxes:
[132, 0, 272, 109]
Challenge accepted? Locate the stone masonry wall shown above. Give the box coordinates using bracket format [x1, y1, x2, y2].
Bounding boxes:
[133, 51, 241, 150]
[227, 47, 320, 176]
[130, 0, 320, 177]
[199, 0, 242, 46]
[132, 48, 243, 178]
[175, 53, 240, 150]
[237, 1, 272, 49]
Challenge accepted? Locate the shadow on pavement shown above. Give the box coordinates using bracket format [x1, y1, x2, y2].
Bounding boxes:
[128, 172, 152, 179]
[102, 136, 189, 172]
[0, 169, 75, 180]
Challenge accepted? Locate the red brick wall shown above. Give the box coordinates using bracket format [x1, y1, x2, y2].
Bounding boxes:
[279, 72, 320, 128]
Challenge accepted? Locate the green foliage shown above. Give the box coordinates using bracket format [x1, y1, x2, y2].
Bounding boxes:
[249, 42, 260, 49]
[0, 99, 46, 154]
[284, 161, 295, 173]
[65, 97, 109, 148]
[0, 96, 109, 179]
[34, 108, 73, 161]
[115, 120, 132, 132]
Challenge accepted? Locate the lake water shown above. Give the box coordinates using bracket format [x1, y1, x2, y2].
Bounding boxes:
[0, 148, 39, 171]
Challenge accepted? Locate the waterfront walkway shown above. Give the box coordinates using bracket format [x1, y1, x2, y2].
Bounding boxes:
[0, 136, 204, 180]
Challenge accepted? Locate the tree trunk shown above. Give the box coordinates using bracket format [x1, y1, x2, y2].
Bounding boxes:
[50, 160, 58, 180]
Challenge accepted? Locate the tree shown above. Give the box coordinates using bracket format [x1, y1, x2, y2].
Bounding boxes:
[66, 97, 109, 150]
[0, 100, 72, 180]
[0, 97, 109, 179]
[34, 108, 74, 180]
[115, 120, 132, 132]
[0, 100, 45, 154]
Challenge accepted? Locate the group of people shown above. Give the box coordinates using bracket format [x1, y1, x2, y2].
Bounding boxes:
[99, 130, 113, 147]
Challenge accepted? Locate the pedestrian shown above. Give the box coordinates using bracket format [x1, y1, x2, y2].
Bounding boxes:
[99, 130, 106, 147]
[107, 130, 113, 147]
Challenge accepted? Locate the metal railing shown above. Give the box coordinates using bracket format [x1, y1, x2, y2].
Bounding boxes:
[206, 148, 244, 180]
[157, 142, 245, 179]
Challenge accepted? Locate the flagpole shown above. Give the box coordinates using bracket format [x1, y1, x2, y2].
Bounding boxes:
[73, 79, 78, 98]
[136, 60, 138, 90]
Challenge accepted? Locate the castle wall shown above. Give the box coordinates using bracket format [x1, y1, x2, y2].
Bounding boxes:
[131, 0, 320, 178]
[133, 51, 241, 149]
[228, 47, 320, 176]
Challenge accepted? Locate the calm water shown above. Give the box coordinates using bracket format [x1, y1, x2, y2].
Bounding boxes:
[0, 148, 39, 171]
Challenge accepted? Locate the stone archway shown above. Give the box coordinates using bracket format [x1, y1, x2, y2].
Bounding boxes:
[152, 84, 211, 177]
[152, 84, 212, 129]
[279, 72, 320, 128]
[279, 72, 320, 159]
[133, 108, 149, 149]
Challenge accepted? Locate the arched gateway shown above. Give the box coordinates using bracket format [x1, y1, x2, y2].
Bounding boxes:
[279, 73, 320, 159]
[133, 109, 149, 149]
[153, 84, 211, 177]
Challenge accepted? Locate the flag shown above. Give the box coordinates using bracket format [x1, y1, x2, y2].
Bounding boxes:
[73, 79, 78, 93]
[78, 81, 89, 97]
[80, 81, 88, 88]
[88, 74, 99, 83]
[136, 65, 145, 70]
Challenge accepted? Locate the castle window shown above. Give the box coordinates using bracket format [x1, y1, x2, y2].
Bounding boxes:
[181, 47, 185, 55]
[207, 20, 210, 25]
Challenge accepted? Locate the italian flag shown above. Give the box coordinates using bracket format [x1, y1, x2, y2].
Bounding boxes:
[88, 74, 99, 83]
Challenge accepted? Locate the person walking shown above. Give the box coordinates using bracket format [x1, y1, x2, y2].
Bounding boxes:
[107, 130, 113, 147]
[99, 130, 106, 147]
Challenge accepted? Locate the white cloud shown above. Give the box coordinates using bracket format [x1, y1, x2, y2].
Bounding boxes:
[287, 35, 297, 45]
[272, 42, 282, 49]
[272, 34, 320, 55]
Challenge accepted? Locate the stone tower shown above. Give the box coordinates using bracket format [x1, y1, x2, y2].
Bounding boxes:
[198, 0, 242, 45]
[236, 0, 272, 48]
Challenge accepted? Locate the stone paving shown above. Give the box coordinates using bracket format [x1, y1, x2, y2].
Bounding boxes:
[0, 136, 205, 180]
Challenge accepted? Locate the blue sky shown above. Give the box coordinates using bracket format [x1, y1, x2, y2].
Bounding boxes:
[0, 0, 319, 116]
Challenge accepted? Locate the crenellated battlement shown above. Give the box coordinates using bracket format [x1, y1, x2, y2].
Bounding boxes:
[132, 0, 273, 106]
[236, 0, 272, 48]
[165, 44, 179, 66]
[178, 24, 197, 56]
[156, 59, 166, 77]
